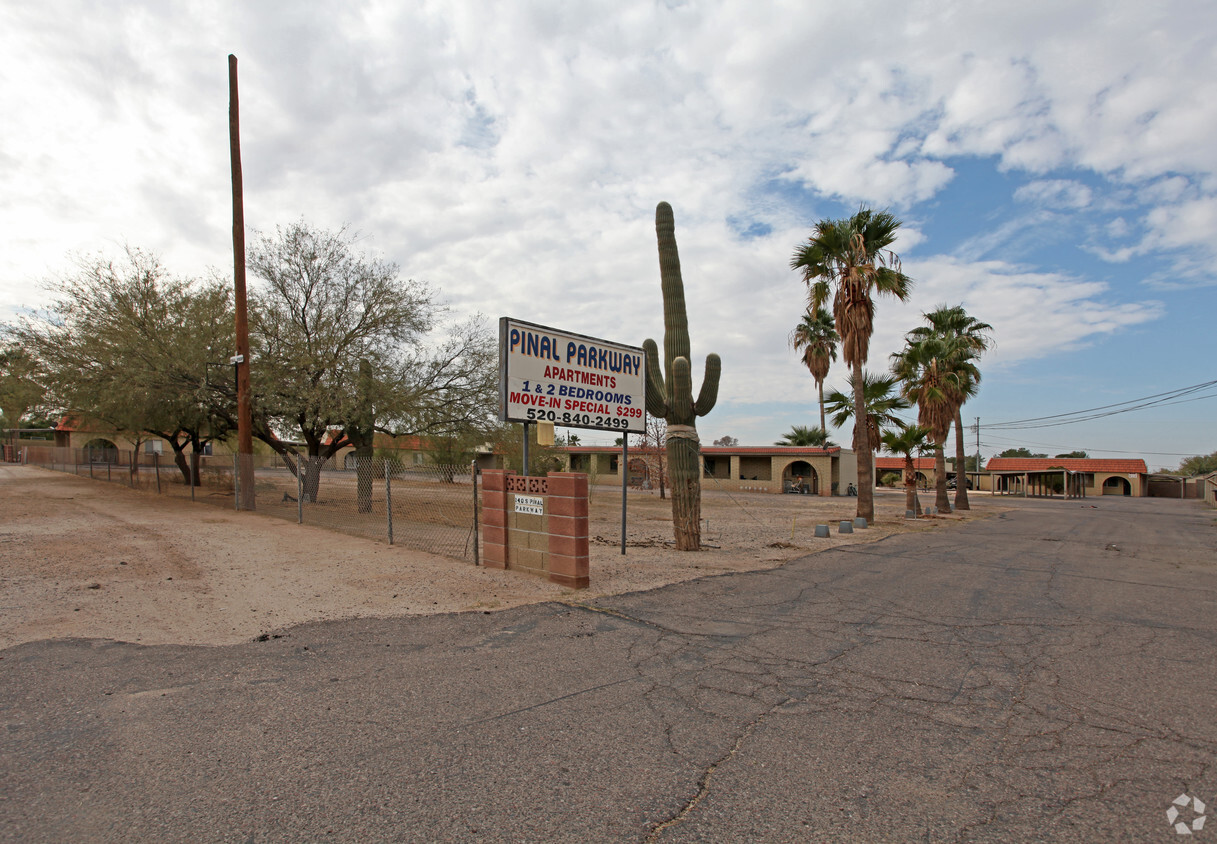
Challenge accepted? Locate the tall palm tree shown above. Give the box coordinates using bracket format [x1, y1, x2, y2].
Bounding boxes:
[824, 371, 910, 457]
[906, 305, 992, 511]
[775, 425, 835, 447]
[880, 423, 932, 517]
[789, 307, 839, 433]
[891, 335, 979, 514]
[792, 208, 912, 523]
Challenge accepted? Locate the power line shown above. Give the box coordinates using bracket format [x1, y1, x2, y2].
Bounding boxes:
[986, 379, 1217, 431]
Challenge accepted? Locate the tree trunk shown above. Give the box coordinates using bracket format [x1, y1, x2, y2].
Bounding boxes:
[354, 358, 375, 512]
[170, 441, 192, 484]
[667, 434, 701, 550]
[904, 457, 917, 515]
[302, 455, 322, 503]
[953, 407, 970, 511]
[818, 380, 826, 435]
[934, 438, 951, 512]
[852, 358, 874, 523]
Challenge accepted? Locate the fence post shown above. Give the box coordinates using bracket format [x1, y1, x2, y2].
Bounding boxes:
[297, 459, 303, 524]
[154, 453, 161, 493]
[233, 453, 240, 511]
[472, 461, 480, 566]
[107, 458, 111, 482]
[74, 449, 78, 476]
[385, 460, 394, 545]
[88, 448, 94, 479]
[190, 453, 198, 502]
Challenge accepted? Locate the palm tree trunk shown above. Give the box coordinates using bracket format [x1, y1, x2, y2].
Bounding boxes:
[852, 358, 874, 523]
[818, 380, 826, 435]
[934, 438, 951, 512]
[904, 456, 916, 515]
[953, 407, 970, 511]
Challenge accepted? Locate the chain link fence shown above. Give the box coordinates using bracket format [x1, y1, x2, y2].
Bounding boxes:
[16, 445, 480, 561]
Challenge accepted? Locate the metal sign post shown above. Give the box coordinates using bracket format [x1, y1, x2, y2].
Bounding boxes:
[621, 436, 628, 555]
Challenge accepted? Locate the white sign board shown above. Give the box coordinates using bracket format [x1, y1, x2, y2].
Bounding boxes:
[514, 495, 544, 515]
[499, 318, 646, 434]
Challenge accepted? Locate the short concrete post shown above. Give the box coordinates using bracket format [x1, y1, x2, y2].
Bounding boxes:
[839, 520, 853, 534]
[905, 509, 916, 519]
[853, 517, 868, 529]
[814, 524, 830, 538]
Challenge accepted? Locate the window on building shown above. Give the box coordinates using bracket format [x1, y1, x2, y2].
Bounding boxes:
[144, 440, 163, 455]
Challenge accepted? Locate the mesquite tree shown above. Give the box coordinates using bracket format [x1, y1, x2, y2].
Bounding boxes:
[642, 202, 721, 551]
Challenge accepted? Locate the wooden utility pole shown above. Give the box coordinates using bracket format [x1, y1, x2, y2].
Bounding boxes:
[228, 54, 255, 510]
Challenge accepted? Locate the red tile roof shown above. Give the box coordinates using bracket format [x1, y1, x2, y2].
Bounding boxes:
[985, 457, 1147, 473]
[875, 457, 936, 471]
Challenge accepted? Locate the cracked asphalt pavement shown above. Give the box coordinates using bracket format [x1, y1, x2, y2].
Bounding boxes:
[3, 496, 1215, 842]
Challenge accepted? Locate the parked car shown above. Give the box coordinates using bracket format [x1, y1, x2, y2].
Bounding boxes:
[947, 476, 972, 490]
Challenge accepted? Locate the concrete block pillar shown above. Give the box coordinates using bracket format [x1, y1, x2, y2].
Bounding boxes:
[546, 472, 589, 589]
[481, 470, 508, 569]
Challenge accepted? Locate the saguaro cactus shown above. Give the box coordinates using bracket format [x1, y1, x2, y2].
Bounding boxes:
[643, 202, 722, 551]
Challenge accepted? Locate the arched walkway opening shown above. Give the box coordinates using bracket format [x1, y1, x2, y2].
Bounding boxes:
[783, 461, 818, 494]
[1103, 476, 1131, 496]
[83, 438, 117, 462]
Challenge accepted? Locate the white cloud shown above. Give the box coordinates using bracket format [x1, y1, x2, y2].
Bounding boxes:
[1014, 180, 1093, 209]
[0, 0, 1210, 453]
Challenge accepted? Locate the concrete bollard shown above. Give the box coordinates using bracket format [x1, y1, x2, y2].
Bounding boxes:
[925, 506, 936, 515]
[814, 524, 830, 538]
[905, 509, 916, 519]
[853, 517, 868, 529]
[839, 520, 853, 534]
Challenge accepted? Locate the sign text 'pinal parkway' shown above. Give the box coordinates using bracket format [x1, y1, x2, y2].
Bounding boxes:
[498, 317, 647, 434]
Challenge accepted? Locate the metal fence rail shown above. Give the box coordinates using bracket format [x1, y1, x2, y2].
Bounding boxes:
[18, 445, 478, 560]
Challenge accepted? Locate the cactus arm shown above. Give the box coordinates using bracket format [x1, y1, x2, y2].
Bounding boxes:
[655, 202, 691, 384]
[694, 353, 721, 417]
[671, 356, 694, 422]
[642, 338, 669, 418]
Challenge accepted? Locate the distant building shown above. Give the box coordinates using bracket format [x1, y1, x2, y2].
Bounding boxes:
[985, 457, 1149, 498]
[562, 444, 858, 496]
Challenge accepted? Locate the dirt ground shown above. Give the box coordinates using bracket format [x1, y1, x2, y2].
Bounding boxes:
[0, 463, 1003, 649]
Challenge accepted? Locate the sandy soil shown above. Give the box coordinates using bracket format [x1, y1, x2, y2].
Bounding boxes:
[0, 463, 1003, 649]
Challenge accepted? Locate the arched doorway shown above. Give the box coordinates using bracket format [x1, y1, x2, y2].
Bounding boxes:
[1102, 476, 1131, 496]
[83, 438, 117, 462]
[784, 461, 818, 494]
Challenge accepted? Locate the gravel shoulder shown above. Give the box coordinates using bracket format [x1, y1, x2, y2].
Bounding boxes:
[0, 463, 1003, 649]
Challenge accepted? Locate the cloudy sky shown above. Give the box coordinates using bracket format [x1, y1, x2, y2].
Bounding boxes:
[2, 0, 1215, 466]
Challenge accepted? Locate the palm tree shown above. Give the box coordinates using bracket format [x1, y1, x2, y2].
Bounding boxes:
[891, 335, 979, 514]
[792, 208, 912, 523]
[789, 307, 839, 433]
[775, 425, 835, 447]
[881, 423, 932, 517]
[824, 371, 910, 456]
[906, 305, 992, 510]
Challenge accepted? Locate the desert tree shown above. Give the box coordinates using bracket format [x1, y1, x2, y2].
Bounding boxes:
[792, 208, 911, 523]
[774, 425, 835, 447]
[891, 334, 979, 513]
[12, 247, 233, 484]
[246, 221, 496, 501]
[633, 414, 669, 498]
[824, 371, 910, 459]
[0, 343, 44, 447]
[881, 423, 932, 516]
[906, 305, 991, 510]
[790, 306, 839, 434]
